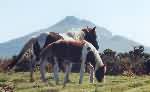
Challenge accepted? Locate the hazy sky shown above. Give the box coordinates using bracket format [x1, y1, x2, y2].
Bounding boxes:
[0, 0, 149, 46]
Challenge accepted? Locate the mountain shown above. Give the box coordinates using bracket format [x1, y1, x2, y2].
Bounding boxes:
[0, 16, 150, 57]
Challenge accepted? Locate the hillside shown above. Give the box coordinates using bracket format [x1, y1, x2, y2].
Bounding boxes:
[0, 16, 149, 57]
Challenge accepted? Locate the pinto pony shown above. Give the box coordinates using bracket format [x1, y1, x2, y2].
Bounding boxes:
[40, 40, 106, 86]
[8, 27, 99, 82]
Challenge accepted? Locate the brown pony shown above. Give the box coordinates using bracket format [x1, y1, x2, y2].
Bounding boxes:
[39, 40, 106, 86]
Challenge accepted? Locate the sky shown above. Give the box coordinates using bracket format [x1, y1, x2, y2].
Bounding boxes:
[0, 0, 149, 46]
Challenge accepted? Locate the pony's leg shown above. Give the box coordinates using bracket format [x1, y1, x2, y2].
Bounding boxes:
[87, 63, 94, 83]
[79, 50, 87, 84]
[53, 57, 59, 85]
[29, 56, 36, 82]
[54, 62, 59, 84]
[66, 63, 72, 82]
[63, 62, 70, 87]
[79, 62, 85, 84]
[29, 58, 36, 82]
[40, 59, 47, 82]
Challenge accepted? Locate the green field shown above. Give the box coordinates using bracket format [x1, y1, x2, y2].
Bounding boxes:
[0, 72, 150, 92]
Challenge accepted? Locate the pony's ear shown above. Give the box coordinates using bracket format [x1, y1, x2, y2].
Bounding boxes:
[87, 26, 89, 32]
[92, 26, 96, 31]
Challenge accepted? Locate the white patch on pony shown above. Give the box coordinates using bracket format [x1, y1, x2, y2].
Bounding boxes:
[103, 66, 106, 83]
[59, 33, 74, 41]
[13, 45, 35, 70]
[20, 48, 33, 63]
[65, 28, 85, 40]
[36, 32, 49, 49]
[84, 41, 104, 70]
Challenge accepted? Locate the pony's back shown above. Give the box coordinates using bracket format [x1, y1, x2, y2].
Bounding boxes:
[40, 40, 86, 62]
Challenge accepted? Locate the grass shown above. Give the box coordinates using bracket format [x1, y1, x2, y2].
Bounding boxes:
[0, 72, 150, 92]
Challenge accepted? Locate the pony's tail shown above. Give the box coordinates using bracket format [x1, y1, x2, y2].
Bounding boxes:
[8, 37, 37, 70]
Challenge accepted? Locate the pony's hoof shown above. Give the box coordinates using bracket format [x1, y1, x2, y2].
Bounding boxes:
[67, 79, 71, 83]
[90, 82, 94, 83]
[90, 80, 94, 83]
[40, 77, 48, 83]
[56, 82, 59, 85]
[79, 81, 82, 84]
[43, 79, 48, 83]
[63, 85, 66, 88]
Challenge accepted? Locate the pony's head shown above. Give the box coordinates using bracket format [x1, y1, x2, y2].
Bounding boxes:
[86, 50, 106, 82]
[7, 55, 19, 70]
[95, 65, 106, 82]
[82, 26, 99, 50]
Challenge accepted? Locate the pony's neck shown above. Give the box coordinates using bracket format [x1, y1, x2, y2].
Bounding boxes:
[94, 49, 104, 70]
[7, 51, 23, 69]
[86, 41, 104, 70]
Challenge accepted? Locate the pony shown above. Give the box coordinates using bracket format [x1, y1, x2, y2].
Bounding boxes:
[8, 26, 99, 82]
[39, 40, 106, 86]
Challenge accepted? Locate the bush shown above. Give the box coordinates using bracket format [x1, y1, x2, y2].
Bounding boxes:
[101, 46, 149, 75]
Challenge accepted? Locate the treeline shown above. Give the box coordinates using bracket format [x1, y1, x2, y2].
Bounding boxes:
[101, 45, 150, 76]
[0, 58, 13, 72]
[0, 45, 150, 76]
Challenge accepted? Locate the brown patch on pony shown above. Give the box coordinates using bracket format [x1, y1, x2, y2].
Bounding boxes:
[55, 40, 86, 47]
[44, 32, 64, 48]
[52, 40, 85, 61]
[34, 32, 64, 61]
[43, 40, 86, 63]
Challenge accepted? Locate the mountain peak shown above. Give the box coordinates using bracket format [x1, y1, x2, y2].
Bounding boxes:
[65, 16, 79, 21]
[56, 16, 95, 27]
[60, 16, 80, 25]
